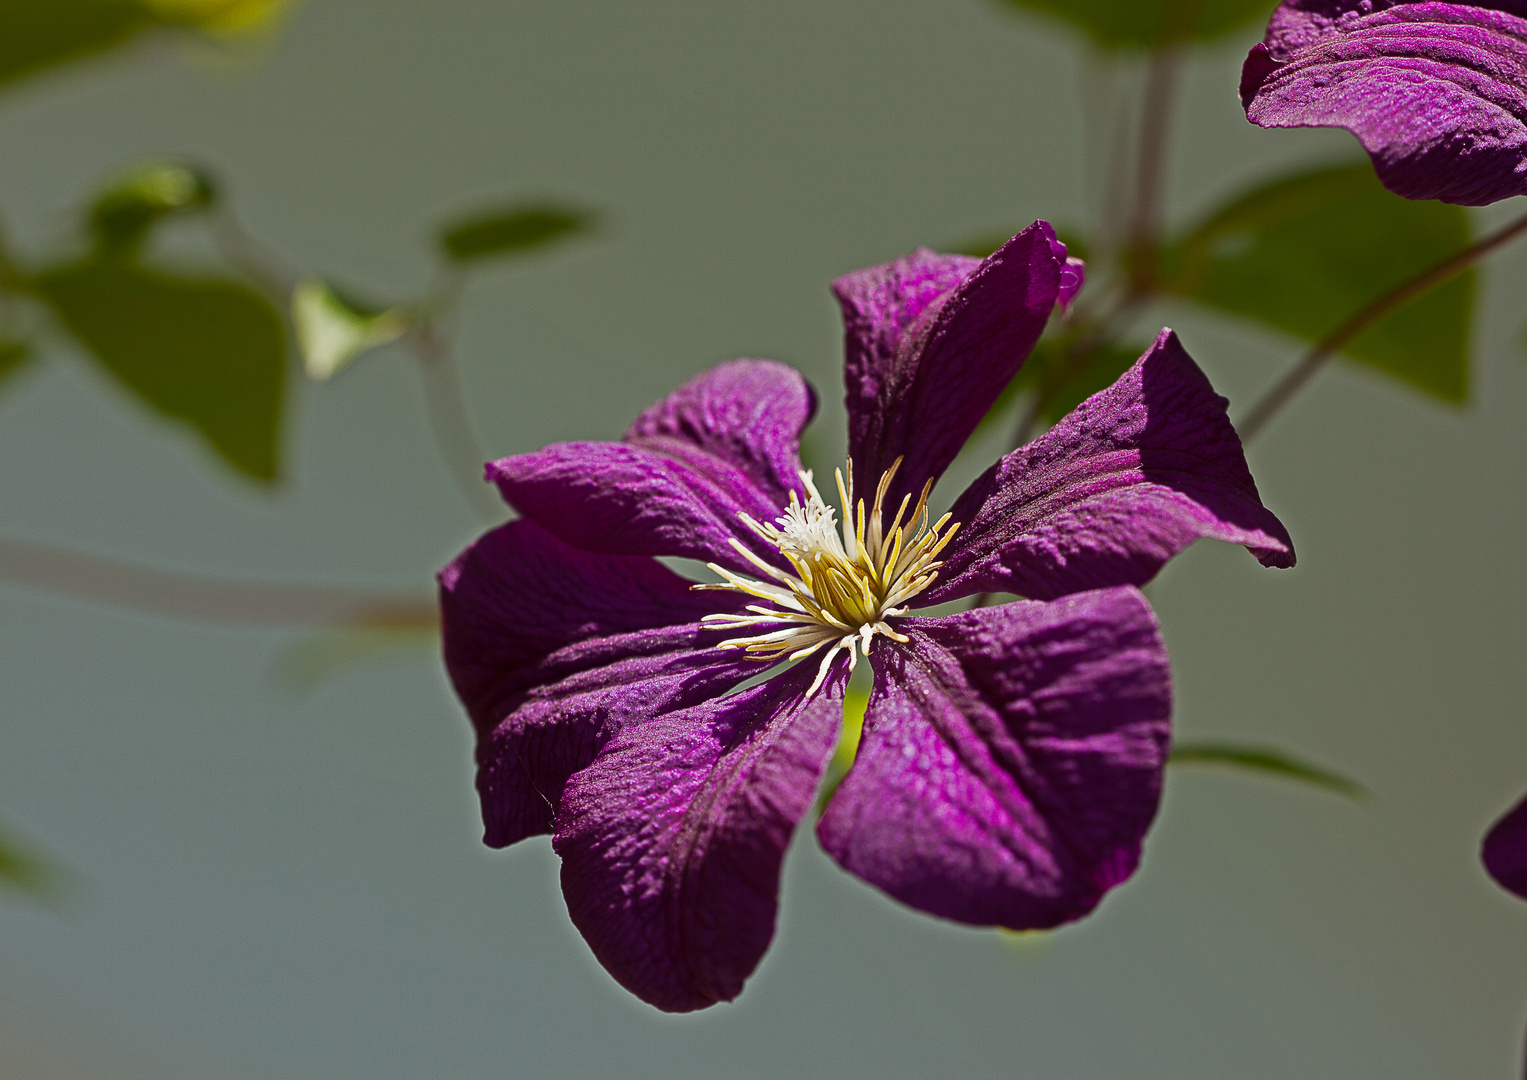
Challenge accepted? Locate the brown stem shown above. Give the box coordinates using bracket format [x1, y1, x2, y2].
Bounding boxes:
[1126, 46, 1182, 292]
[0, 535, 435, 628]
[1237, 208, 1527, 441]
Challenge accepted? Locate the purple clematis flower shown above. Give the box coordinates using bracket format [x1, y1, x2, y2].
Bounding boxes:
[1241, 0, 1527, 205]
[1483, 791, 1527, 899]
[439, 222, 1295, 1012]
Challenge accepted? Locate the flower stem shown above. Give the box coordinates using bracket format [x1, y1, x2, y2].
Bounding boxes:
[0, 535, 435, 627]
[409, 311, 503, 524]
[1237, 207, 1527, 441]
[1126, 45, 1182, 293]
[204, 202, 302, 300]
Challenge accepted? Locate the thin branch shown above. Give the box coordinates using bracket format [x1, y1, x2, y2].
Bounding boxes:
[1126, 45, 1182, 291]
[203, 202, 303, 300]
[409, 299, 502, 523]
[0, 535, 435, 628]
[1238, 207, 1527, 441]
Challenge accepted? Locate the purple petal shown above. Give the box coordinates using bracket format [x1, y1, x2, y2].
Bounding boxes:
[1483, 790, 1527, 900]
[625, 357, 818, 508]
[1048, 233, 1087, 312]
[554, 659, 848, 1012]
[1242, 1, 1527, 205]
[924, 329, 1295, 605]
[487, 359, 814, 574]
[440, 520, 750, 848]
[833, 222, 1063, 506]
[816, 590, 1171, 928]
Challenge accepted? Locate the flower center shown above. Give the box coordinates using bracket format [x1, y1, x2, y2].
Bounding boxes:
[696, 458, 959, 695]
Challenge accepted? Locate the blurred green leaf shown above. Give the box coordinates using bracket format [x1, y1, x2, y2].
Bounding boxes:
[980, 337, 1145, 432]
[0, 0, 294, 94]
[291, 279, 410, 381]
[142, 0, 296, 34]
[996, 0, 1275, 49]
[90, 161, 217, 252]
[1164, 164, 1474, 403]
[0, 0, 153, 90]
[0, 339, 32, 389]
[0, 823, 66, 906]
[1170, 741, 1368, 800]
[438, 203, 594, 264]
[37, 259, 287, 482]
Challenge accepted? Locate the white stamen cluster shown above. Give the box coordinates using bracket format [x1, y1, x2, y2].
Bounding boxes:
[697, 458, 959, 696]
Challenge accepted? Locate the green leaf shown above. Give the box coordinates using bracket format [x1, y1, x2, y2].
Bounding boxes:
[1163, 164, 1474, 403]
[438, 203, 595, 264]
[141, 0, 296, 34]
[89, 161, 217, 252]
[0, 339, 32, 390]
[37, 259, 288, 482]
[996, 0, 1276, 50]
[1169, 740, 1368, 800]
[0, 0, 153, 90]
[291, 279, 410, 381]
[0, 0, 295, 94]
[0, 824, 67, 906]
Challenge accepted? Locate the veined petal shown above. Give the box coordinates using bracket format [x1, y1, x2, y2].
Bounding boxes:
[488, 360, 814, 575]
[439, 520, 751, 848]
[833, 223, 1063, 507]
[1483, 790, 1527, 900]
[816, 590, 1171, 929]
[625, 357, 816, 509]
[1242, 1, 1527, 205]
[554, 658, 849, 1012]
[923, 329, 1294, 605]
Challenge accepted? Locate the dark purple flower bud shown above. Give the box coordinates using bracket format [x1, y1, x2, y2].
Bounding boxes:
[1241, 1, 1527, 205]
[1483, 790, 1527, 899]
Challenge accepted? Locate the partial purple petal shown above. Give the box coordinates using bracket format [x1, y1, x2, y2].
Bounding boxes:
[554, 659, 848, 1012]
[1242, 1, 1527, 205]
[833, 223, 1063, 506]
[488, 360, 814, 575]
[1048, 233, 1087, 312]
[817, 590, 1171, 928]
[924, 329, 1295, 605]
[625, 358, 817, 510]
[1483, 790, 1527, 900]
[440, 520, 750, 848]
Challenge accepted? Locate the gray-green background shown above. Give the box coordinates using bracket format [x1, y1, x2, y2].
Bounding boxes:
[2, 2, 1525, 1076]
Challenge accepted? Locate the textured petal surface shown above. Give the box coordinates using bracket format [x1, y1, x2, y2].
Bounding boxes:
[488, 359, 814, 574]
[833, 223, 1062, 505]
[1242, 0, 1527, 204]
[554, 660, 848, 1012]
[1482, 790, 1527, 900]
[440, 520, 750, 847]
[924, 329, 1294, 605]
[817, 590, 1171, 928]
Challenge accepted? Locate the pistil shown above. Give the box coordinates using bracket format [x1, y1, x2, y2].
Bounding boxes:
[696, 458, 958, 695]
